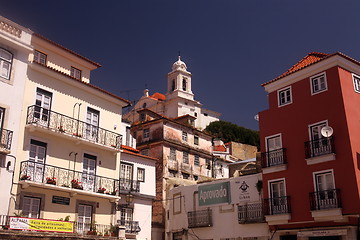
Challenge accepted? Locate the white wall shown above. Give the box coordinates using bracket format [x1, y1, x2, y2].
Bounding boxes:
[167, 174, 269, 240]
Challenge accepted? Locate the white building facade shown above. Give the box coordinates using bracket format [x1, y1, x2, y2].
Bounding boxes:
[0, 16, 33, 217]
[167, 173, 269, 240]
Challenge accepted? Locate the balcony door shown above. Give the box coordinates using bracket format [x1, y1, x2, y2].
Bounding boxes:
[77, 204, 92, 233]
[266, 134, 282, 166]
[86, 108, 99, 142]
[120, 163, 133, 191]
[29, 139, 47, 183]
[269, 180, 286, 214]
[309, 121, 328, 157]
[120, 208, 133, 232]
[315, 171, 336, 209]
[82, 154, 96, 192]
[34, 88, 52, 127]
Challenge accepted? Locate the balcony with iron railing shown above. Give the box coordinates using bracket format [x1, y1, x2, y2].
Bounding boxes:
[119, 178, 140, 193]
[19, 160, 120, 199]
[309, 189, 341, 211]
[238, 202, 265, 224]
[187, 209, 212, 228]
[26, 105, 122, 151]
[263, 196, 291, 215]
[309, 189, 342, 221]
[0, 128, 13, 153]
[117, 220, 141, 234]
[261, 148, 287, 173]
[263, 196, 291, 224]
[305, 137, 335, 162]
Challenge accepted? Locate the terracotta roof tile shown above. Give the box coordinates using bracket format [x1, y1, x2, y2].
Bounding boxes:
[151, 92, 166, 101]
[214, 145, 227, 152]
[122, 148, 158, 161]
[262, 52, 331, 86]
[33, 32, 101, 68]
[33, 61, 131, 105]
[121, 145, 140, 153]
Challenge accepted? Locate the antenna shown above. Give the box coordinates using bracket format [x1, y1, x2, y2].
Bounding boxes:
[321, 126, 333, 137]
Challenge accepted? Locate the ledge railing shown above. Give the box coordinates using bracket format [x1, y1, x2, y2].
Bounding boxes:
[187, 209, 212, 228]
[263, 196, 291, 215]
[261, 148, 287, 168]
[119, 178, 140, 193]
[309, 189, 341, 210]
[238, 202, 265, 224]
[19, 160, 119, 195]
[305, 137, 335, 158]
[0, 128, 13, 151]
[117, 220, 141, 234]
[26, 105, 122, 149]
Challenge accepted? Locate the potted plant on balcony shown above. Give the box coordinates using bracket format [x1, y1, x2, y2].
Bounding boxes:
[58, 126, 65, 133]
[87, 222, 97, 235]
[46, 177, 56, 185]
[20, 175, 31, 181]
[72, 132, 82, 137]
[71, 179, 83, 190]
[109, 224, 117, 237]
[97, 187, 106, 193]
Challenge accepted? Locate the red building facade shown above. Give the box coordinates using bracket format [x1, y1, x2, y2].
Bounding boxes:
[259, 52, 360, 240]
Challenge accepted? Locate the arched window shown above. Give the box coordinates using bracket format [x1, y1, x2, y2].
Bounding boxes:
[0, 48, 13, 80]
[171, 79, 175, 91]
[182, 78, 187, 91]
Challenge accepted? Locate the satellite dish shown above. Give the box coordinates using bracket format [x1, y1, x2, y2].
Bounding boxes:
[254, 114, 259, 121]
[321, 126, 333, 137]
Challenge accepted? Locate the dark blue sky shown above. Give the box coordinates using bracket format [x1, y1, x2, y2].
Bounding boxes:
[2, 1, 360, 130]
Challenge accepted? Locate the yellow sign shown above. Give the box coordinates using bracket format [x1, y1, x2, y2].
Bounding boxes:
[10, 217, 74, 233]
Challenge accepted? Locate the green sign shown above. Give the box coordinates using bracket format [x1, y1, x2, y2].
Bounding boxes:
[198, 181, 231, 206]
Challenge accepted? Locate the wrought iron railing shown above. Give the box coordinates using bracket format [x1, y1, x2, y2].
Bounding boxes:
[74, 222, 115, 236]
[0, 128, 13, 151]
[261, 148, 287, 168]
[19, 160, 119, 195]
[187, 209, 212, 228]
[309, 189, 341, 210]
[117, 220, 141, 234]
[26, 105, 122, 149]
[305, 137, 335, 158]
[119, 178, 140, 193]
[263, 196, 291, 215]
[238, 203, 265, 223]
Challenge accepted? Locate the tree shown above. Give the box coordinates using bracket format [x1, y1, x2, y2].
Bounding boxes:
[204, 120, 260, 149]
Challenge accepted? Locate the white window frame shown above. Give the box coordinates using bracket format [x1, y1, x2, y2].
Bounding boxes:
[137, 168, 145, 182]
[352, 74, 360, 93]
[277, 86, 292, 107]
[310, 72, 327, 95]
[265, 133, 282, 152]
[308, 120, 328, 141]
[268, 178, 287, 199]
[71, 66, 82, 80]
[22, 196, 41, 218]
[0, 48, 12, 80]
[34, 50, 47, 65]
[312, 169, 335, 192]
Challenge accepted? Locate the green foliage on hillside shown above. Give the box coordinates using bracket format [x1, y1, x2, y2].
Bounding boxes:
[204, 121, 260, 149]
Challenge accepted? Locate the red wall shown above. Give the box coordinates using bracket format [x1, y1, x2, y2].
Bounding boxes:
[259, 66, 360, 223]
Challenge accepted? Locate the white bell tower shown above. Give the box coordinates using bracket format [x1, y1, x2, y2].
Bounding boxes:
[166, 56, 194, 101]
